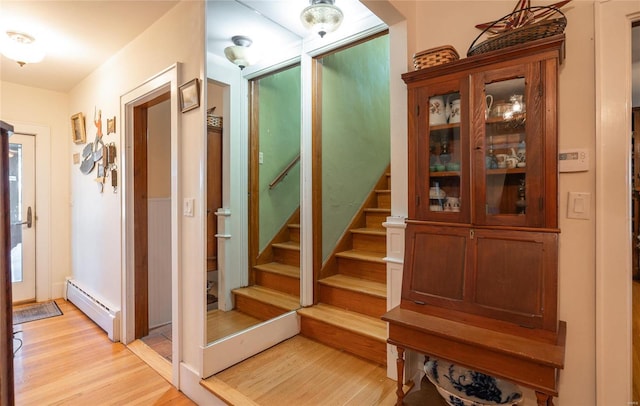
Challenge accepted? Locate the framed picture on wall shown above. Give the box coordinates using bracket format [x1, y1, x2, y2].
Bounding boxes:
[179, 78, 200, 113]
[71, 112, 86, 144]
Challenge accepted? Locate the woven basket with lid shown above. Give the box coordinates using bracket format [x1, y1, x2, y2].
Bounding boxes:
[413, 45, 460, 70]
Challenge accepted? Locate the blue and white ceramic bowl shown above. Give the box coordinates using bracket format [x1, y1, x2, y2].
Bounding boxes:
[424, 358, 523, 406]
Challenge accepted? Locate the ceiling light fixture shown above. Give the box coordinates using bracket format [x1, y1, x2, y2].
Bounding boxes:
[224, 35, 260, 70]
[0, 31, 45, 67]
[300, 0, 344, 38]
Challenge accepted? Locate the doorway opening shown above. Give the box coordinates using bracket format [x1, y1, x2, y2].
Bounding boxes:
[135, 94, 172, 362]
[121, 65, 180, 385]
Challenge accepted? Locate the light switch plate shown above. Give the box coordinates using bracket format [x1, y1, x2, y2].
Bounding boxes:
[567, 192, 590, 220]
[183, 198, 194, 217]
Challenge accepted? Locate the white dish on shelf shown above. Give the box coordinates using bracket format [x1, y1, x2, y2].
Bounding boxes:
[424, 357, 523, 406]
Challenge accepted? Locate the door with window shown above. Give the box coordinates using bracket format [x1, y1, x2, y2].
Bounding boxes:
[9, 134, 35, 303]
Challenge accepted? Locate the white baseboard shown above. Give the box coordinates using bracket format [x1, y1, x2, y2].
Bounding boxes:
[179, 362, 226, 406]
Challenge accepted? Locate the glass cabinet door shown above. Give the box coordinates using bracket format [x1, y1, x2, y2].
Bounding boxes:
[414, 80, 469, 222]
[473, 64, 544, 227]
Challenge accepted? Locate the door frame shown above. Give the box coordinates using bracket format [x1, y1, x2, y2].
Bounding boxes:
[121, 64, 180, 385]
[595, 2, 640, 403]
[11, 123, 52, 302]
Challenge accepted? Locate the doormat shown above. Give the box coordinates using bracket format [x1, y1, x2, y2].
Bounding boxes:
[13, 301, 63, 325]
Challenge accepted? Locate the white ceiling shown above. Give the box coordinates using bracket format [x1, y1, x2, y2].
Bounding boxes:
[0, 1, 180, 93]
[0, 0, 382, 93]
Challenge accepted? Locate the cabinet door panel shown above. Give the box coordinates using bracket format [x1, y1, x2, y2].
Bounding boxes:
[410, 79, 470, 223]
[402, 223, 467, 302]
[472, 63, 547, 228]
[472, 229, 558, 329]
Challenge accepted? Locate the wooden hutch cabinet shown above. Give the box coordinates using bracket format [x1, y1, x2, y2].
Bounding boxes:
[383, 35, 566, 406]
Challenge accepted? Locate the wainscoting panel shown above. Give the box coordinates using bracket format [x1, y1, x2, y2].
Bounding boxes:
[148, 197, 171, 328]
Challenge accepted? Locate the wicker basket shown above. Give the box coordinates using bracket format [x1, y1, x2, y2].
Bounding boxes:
[207, 108, 222, 128]
[413, 45, 460, 70]
[467, 6, 567, 57]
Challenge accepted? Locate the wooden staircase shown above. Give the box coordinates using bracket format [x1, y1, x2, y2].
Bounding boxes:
[298, 170, 390, 366]
[232, 215, 301, 320]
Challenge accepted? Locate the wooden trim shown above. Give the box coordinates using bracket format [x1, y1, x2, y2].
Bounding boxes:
[0, 121, 14, 406]
[402, 35, 565, 84]
[133, 104, 149, 339]
[311, 57, 323, 304]
[248, 80, 260, 284]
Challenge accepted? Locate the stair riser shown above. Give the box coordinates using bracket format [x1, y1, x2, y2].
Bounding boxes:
[234, 295, 291, 321]
[376, 192, 391, 209]
[365, 212, 388, 228]
[352, 233, 386, 253]
[289, 227, 300, 243]
[337, 257, 386, 283]
[254, 270, 300, 296]
[318, 285, 386, 318]
[273, 247, 300, 267]
[300, 317, 386, 366]
[386, 174, 391, 190]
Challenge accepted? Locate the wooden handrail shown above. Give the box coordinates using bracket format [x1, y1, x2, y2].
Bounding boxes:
[269, 154, 300, 189]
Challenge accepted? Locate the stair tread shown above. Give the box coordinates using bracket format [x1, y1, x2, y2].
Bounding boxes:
[232, 286, 300, 310]
[298, 303, 386, 341]
[271, 241, 300, 251]
[254, 262, 300, 279]
[350, 227, 385, 236]
[288, 223, 300, 229]
[319, 274, 386, 298]
[336, 249, 386, 263]
[375, 189, 391, 193]
[364, 207, 391, 213]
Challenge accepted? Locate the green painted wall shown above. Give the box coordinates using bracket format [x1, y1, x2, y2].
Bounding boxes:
[321, 35, 390, 260]
[258, 65, 301, 252]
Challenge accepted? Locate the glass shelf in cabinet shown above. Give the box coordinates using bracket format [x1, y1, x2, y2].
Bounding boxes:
[429, 122, 461, 131]
[486, 168, 526, 175]
[430, 171, 461, 177]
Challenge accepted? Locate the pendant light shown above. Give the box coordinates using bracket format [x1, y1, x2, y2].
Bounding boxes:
[0, 31, 45, 67]
[224, 35, 260, 70]
[300, 0, 344, 38]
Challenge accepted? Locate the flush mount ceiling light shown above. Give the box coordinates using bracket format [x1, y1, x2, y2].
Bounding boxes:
[300, 0, 344, 38]
[0, 31, 45, 67]
[224, 35, 260, 70]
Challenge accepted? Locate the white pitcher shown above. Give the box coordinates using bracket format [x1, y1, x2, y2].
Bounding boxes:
[449, 99, 461, 124]
[429, 96, 448, 126]
[485, 94, 494, 119]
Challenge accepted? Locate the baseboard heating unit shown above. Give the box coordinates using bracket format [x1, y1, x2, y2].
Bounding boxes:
[65, 278, 121, 342]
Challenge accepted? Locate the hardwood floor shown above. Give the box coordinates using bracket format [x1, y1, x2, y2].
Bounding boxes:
[634, 280, 640, 402]
[202, 335, 402, 405]
[12, 299, 195, 405]
[207, 308, 262, 343]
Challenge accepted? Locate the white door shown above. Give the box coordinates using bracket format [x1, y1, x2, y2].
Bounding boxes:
[9, 133, 36, 303]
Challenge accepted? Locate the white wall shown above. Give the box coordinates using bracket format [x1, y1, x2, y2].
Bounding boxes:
[67, 0, 208, 395]
[388, 1, 598, 404]
[0, 81, 71, 300]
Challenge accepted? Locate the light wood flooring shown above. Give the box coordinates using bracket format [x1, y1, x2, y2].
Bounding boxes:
[634, 280, 640, 402]
[207, 308, 263, 343]
[12, 299, 195, 405]
[202, 335, 401, 406]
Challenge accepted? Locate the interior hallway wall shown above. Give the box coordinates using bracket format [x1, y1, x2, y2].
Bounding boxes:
[0, 81, 71, 300]
[67, 0, 206, 380]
